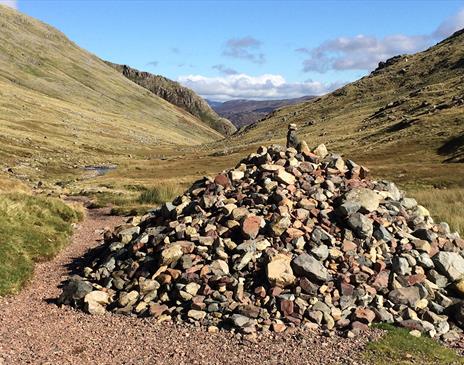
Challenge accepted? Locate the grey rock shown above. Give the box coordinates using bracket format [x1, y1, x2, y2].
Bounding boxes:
[311, 245, 329, 261]
[344, 188, 381, 213]
[388, 287, 420, 307]
[433, 252, 464, 282]
[392, 256, 411, 276]
[58, 276, 93, 305]
[347, 213, 373, 238]
[292, 253, 329, 282]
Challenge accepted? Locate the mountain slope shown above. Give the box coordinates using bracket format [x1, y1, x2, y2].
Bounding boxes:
[106, 62, 236, 136]
[0, 5, 223, 180]
[227, 29, 464, 167]
[209, 96, 315, 128]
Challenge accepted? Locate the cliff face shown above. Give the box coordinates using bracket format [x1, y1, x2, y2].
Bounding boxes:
[106, 62, 237, 136]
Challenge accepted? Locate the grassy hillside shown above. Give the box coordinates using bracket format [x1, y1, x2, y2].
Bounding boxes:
[106, 62, 237, 136]
[220, 29, 464, 186]
[0, 174, 82, 295]
[0, 5, 223, 183]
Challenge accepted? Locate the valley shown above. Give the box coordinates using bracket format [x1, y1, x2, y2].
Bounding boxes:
[0, 3, 464, 365]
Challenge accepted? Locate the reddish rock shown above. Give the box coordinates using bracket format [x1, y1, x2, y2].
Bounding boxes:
[370, 270, 390, 290]
[272, 322, 287, 333]
[157, 273, 172, 285]
[270, 286, 283, 297]
[407, 274, 426, 285]
[399, 320, 425, 332]
[286, 227, 305, 239]
[300, 277, 318, 294]
[191, 295, 206, 310]
[242, 215, 262, 239]
[280, 300, 294, 317]
[373, 261, 386, 273]
[342, 240, 357, 252]
[214, 173, 231, 188]
[340, 282, 355, 296]
[353, 307, 376, 323]
[351, 321, 369, 331]
[149, 303, 169, 317]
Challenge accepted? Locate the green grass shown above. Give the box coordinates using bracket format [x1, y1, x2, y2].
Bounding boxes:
[0, 5, 223, 184]
[0, 193, 82, 295]
[80, 182, 183, 216]
[138, 184, 182, 205]
[363, 324, 464, 365]
[411, 188, 464, 236]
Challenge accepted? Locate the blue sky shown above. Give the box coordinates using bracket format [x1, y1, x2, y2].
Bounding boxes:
[2, 0, 464, 100]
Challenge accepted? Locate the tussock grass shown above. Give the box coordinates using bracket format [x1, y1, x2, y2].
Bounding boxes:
[0, 193, 82, 295]
[138, 183, 182, 205]
[82, 182, 182, 216]
[363, 324, 464, 365]
[411, 188, 464, 236]
[0, 175, 29, 193]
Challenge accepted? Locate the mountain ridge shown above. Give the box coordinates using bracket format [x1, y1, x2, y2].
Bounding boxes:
[225, 28, 464, 167]
[209, 95, 315, 128]
[0, 5, 223, 180]
[106, 62, 236, 136]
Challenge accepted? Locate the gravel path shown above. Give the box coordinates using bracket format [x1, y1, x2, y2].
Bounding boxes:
[0, 207, 379, 365]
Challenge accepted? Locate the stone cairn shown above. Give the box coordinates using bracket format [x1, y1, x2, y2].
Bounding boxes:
[60, 142, 464, 341]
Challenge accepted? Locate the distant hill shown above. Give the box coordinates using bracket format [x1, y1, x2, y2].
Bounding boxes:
[209, 96, 315, 128]
[106, 62, 236, 136]
[0, 5, 223, 181]
[226, 29, 464, 167]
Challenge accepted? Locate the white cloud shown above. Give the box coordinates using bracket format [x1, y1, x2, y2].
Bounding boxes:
[299, 8, 464, 73]
[0, 0, 17, 9]
[434, 8, 464, 38]
[177, 73, 343, 101]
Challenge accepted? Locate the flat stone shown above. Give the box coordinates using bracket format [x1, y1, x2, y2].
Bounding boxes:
[272, 322, 287, 333]
[292, 253, 329, 282]
[188, 310, 206, 320]
[230, 170, 245, 181]
[231, 314, 252, 327]
[433, 252, 464, 282]
[344, 188, 381, 213]
[149, 303, 169, 317]
[275, 169, 296, 185]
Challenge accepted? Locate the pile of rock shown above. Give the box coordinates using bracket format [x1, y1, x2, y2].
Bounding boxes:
[60, 143, 464, 341]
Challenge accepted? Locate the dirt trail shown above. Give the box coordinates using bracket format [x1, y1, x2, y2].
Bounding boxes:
[0, 207, 376, 365]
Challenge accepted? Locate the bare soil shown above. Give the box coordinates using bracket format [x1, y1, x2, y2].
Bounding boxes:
[0, 207, 379, 365]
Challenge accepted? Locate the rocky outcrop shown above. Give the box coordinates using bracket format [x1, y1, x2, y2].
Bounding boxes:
[106, 62, 236, 136]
